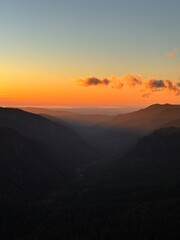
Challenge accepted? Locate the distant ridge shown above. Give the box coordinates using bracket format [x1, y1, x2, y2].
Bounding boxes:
[21, 106, 111, 125]
[104, 103, 180, 132]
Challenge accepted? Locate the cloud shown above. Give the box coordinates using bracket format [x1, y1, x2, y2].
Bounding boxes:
[78, 77, 110, 87]
[111, 81, 124, 89]
[110, 76, 124, 89]
[78, 74, 142, 89]
[166, 49, 178, 59]
[77, 75, 180, 97]
[146, 79, 165, 90]
[122, 75, 142, 87]
[144, 79, 180, 96]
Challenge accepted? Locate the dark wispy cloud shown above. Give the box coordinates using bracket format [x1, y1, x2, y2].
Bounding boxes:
[78, 75, 142, 89]
[143, 79, 180, 96]
[146, 79, 165, 90]
[78, 77, 110, 87]
[77, 75, 180, 97]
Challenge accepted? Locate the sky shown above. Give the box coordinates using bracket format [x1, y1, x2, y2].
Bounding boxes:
[1, 0, 180, 107]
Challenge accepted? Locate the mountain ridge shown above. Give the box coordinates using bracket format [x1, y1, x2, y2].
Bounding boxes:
[0, 107, 93, 167]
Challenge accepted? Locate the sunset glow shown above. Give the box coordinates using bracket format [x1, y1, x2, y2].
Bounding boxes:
[1, 0, 180, 107]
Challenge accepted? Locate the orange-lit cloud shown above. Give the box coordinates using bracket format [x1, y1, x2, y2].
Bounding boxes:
[166, 49, 178, 59]
[122, 75, 142, 87]
[78, 75, 142, 89]
[77, 75, 180, 98]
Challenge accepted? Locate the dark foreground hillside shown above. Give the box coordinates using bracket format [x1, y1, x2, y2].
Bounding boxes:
[0, 127, 75, 239]
[0, 127, 74, 201]
[1, 105, 180, 239]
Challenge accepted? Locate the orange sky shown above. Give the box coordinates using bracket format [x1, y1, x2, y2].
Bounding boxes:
[1, 73, 180, 107]
[1, 1, 180, 107]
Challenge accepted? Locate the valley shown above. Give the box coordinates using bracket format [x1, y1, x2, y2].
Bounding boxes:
[1, 104, 180, 239]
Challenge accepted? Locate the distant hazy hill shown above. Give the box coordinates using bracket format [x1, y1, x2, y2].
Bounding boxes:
[23, 104, 180, 141]
[31, 103, 180, 156]
[86, 103, 180, 154]
[105, 103, 180, 133]
[22, 107, 110, 125]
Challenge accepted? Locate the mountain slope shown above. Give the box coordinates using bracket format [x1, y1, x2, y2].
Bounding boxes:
[83, 103, 180, 155]
[101, 127, 180, 187]
[21, 127, 180, 240]
[21, 107, 110, 125]
[105, 103, 180, 132]
[22, 104, 180, 157]
[0, 127, 74, 201]
[2, 105, 180, 240]
[0, 107, 92, 167]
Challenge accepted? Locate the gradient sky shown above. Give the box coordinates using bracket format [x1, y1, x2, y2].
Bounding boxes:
[1, 0, 180, 106]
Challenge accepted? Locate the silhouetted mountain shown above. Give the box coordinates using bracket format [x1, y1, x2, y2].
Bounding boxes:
[22, 107, 110, 125]
[102, 127, 180, 187]
[2, 104, 180, 240]
[22, 107, 114, 156]
[0, 127, 74, 201]
[23, 104, 180, 157]
[19, 127, 180, 240]
[106, 103, 180, 132]
[0, 107, 92, 167]
[22, 104, 180, 167]
[83, 103, 180, 155]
